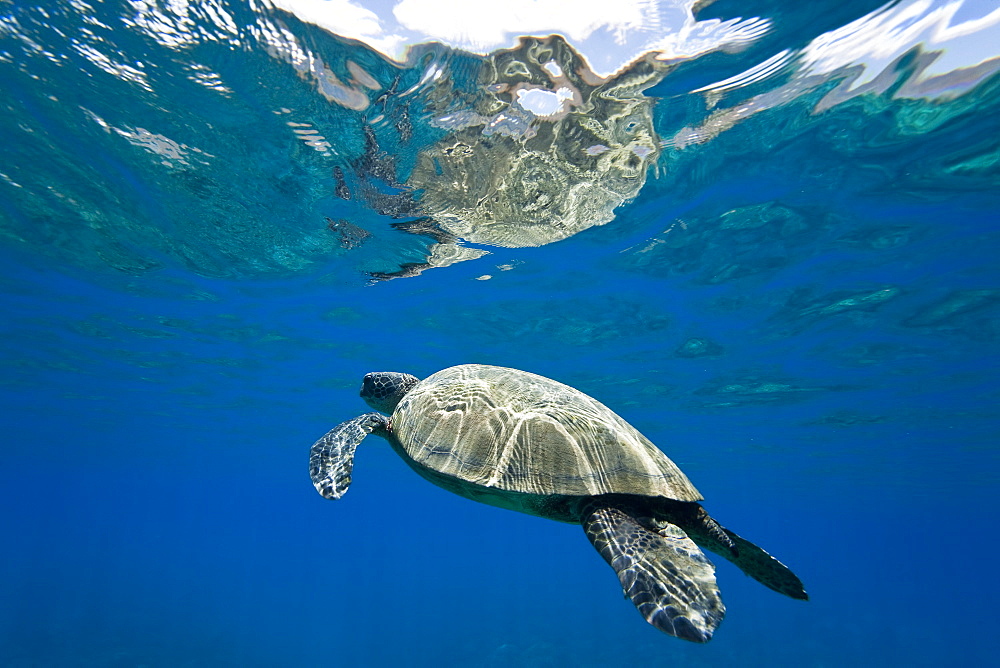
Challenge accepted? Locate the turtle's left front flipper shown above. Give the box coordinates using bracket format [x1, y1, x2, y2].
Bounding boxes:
[582, 498, 725, 643]
[309, 413, 388, 500]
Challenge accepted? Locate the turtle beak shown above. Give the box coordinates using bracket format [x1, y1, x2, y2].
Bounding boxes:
[360, 373, 378, 399]
[360, 372, 395, 413]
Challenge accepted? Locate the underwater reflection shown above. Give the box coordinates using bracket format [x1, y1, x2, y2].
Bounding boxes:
[351, 35, 669, 278]
[1, 0, 997, 283]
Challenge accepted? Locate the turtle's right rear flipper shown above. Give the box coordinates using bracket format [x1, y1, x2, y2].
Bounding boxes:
[309, 413, 387, 500]
[582, 499, 725, 642]
[686, 514, 808, 601]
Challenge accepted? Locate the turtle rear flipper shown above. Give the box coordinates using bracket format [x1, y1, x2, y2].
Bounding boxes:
[309, 413, 387, 500]
[582, 499, 725, 643]
[683, 515, 808, 601]
[720, 529, 808, 601]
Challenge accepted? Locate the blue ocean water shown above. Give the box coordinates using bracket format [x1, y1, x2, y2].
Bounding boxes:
[1, 0, 998, 665]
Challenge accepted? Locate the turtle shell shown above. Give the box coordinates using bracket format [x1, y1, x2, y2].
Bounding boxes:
[390, 364, 702, 501]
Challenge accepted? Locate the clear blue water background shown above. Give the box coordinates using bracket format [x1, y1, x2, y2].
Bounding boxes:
[1, 1, 998, 665]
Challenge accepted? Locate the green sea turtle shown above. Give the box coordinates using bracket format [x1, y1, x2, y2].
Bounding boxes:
[309, 364, 806, 642]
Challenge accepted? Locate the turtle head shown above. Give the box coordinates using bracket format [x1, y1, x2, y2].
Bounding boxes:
[361, 371, 420, 414]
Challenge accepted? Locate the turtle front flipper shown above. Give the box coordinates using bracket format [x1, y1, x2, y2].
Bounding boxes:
[309, 413, 388, 500]
[582, 498, 725, 643]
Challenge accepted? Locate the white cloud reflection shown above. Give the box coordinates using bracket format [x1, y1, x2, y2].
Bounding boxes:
[270, 0, 772, 77]
[266, 0, 408, 57]
[272, 0, 1000, 86]
[801, 0, 1000, 87]
[668, 0, 1000, 150]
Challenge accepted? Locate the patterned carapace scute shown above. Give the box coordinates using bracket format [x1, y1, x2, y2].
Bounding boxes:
[390, 364, 701, 499]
